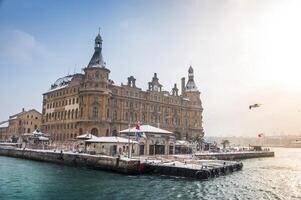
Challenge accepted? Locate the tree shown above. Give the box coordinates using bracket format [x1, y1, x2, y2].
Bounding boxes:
[192, 134, 204, 151]
[221, 139, 230, 149]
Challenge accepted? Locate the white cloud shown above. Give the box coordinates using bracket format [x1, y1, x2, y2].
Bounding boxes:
[0, 30, 51, 64]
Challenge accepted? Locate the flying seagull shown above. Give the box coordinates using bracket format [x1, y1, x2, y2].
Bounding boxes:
[249, 104, 261, 110]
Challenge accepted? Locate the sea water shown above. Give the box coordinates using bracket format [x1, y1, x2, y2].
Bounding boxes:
[0, 148, 300, 200]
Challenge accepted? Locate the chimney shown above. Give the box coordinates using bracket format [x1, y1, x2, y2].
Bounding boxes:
[22, 108, 25, 112]
[181, 77, 186, 96]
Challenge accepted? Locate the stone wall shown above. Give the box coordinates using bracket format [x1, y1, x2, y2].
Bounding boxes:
[0, 147, 140, 174]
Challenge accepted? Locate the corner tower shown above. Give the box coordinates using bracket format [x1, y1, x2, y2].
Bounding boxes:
[78, 33, 112, 136]
[184, 66, 204, 139]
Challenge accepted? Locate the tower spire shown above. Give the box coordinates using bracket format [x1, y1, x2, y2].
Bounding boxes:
[87, 31, 105, 68]
[186, 65, 198, 92]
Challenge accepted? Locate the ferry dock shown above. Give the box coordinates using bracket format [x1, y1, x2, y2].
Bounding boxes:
[194, 151, 275, 160]
[0, 147, 243, 180]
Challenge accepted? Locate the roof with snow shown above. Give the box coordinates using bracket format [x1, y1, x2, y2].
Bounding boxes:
[119, 125, 172, 134]
[76, 133, 98, 140]
[85, 136, 138, 144]
[8, 109, 41, 120]
[23, 129, 49, 137]
[0, 121, 9, 128]
[49, 75, 73, 91]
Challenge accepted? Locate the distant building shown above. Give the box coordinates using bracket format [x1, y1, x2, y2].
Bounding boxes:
[0, 108, 42, 141]
[41, 33, 204, 142]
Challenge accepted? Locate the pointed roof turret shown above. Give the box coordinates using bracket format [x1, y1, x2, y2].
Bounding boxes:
[87, 33, 105, 68]
[186, 65, 198, 92]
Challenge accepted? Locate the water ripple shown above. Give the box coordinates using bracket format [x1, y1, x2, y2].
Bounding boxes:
[0, 148, 301, 200]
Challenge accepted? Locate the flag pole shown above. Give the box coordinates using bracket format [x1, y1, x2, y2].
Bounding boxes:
[128, 123, 130, 158]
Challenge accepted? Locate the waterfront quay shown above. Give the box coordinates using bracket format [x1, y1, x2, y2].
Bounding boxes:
[194, 151, 275, 160]
[0, 146, 243, 180]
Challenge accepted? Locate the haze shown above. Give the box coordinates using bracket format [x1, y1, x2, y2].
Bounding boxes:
[0, 0, 301, 137]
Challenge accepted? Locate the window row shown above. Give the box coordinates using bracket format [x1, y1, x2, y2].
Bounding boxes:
[26, 115, 39, 119]
[47, 97, 79, 109]
[51, 132, 78, 141]
[44, 123, 77, 131]
[45, 109, 79, 121]
[48, 87, 79, 99]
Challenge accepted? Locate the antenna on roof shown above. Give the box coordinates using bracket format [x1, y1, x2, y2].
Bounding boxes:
[98, 27, 100, 35]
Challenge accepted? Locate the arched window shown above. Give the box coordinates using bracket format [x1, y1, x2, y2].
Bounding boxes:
[107, 109, 110, 118]
[71, 109, 74, 119]
[134, 113, 138, 122]
[130, 112, 134, 122]
[92, 106, 98, 118]
[75, 109, 78, 119]
[68, 110, 70, 119]
[142, 112, 146, 122]
[113, 110, 117, 120]
[112, 129, 118, 136]
[91, 128, 98, 136]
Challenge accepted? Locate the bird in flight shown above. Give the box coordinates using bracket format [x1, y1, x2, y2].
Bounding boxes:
[249, 103, 261, 110]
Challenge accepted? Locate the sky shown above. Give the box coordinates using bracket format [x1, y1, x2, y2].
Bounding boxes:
[1, 0, 301, 137]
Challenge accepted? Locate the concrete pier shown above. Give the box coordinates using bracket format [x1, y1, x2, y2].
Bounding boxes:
[142, 159, 243, 180]
[194, 151, 274, 160]
[0, 147, 141, 174]
[0, 147, 243, 180]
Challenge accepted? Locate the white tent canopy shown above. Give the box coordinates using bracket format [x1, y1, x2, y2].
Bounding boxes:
[85, 136, 138, 144]
[119, 125, 172, 134]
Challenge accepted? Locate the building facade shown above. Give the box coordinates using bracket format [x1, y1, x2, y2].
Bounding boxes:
[0, 108, 42, 141]
[0, 121, 9, 141]
[41, 33, 204, 142]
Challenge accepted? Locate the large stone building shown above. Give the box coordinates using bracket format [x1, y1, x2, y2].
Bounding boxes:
[0, 108, 42, 141]
[41, 33, 204, 142]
